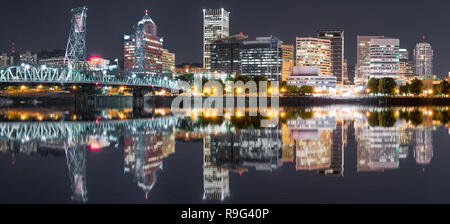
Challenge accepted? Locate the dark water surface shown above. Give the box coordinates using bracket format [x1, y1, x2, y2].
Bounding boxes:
[0, 105, 449, 204]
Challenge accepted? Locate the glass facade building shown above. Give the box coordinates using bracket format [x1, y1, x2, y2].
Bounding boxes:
[240, 36, 283, 81]
[355, 36, 384, 84]
[295, 37, 332, 76]
[203, 8, 230, 73]
[414, 42, 433, 78]
[317, 30, 344, 84]
[208, 33, 247, 76]
[369, 38, 400, 80]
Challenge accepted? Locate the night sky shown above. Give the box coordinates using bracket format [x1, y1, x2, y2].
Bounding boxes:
[1, 0, 449, 77]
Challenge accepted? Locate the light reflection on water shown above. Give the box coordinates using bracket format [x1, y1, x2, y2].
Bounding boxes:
[0, 105, 449, 203]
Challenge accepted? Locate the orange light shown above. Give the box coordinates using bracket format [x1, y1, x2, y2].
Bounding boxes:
[89, 56, 101, 64]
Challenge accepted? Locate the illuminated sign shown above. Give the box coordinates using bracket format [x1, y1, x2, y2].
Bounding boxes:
[123, 34, 130, 40]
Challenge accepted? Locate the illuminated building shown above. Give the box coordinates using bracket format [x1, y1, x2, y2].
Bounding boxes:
[281, 44, 295, 82]
[281, 123, 295, 164]
[123, 11, 164, 74]
[162, 49, 176, 75]
[355, 35, 384, 84]
[0, 53, 13, 67]
[87, 56, 110, 70]
[174, 64, 206, 74]
[317, 30, 344, 84]
[414, 42, 433, 78]
[343, 59, 351, 84]
[240, 36, 283, 81]
[203, 135, 230, 201]
[19, 51, 38, 65]
[295, 37, 331, 76]
[287, 66, 337, 90]
[369, 38, 400, 80]
[203, 8, 230, 72]
[208, 33, 247, 76]
[38, 56, 67, 67]
[398, 49, 415, 80]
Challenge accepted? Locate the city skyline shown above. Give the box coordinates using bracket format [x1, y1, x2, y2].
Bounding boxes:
[0, 0, 449, 77]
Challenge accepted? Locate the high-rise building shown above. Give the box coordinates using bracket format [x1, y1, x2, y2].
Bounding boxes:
[355, 36, 384, 84]
[414, 42, 433, 78]
[161, 49, 176, 75]
[240, 36, 283, 81]
[343, 59, 350, 84]
[295, 37, 331, 76]
[369, 38, 400, 80]
[399, 49, 415, 80]
[124, 11, 164, 74]
[208, 33, 247, 76]
[0, 53, 13, 67]
[317, 30, 344, 84]
[203, 8, 230, 72]
[281, 44, 295, 81]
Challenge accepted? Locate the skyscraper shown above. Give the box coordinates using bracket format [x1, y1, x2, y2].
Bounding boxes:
[124, 11, 164, 74]
[240, 36, 283, 81]
[295, 37, 332, 76]
[399, 49, 415, 80]
[317, 30, 344, 84]
[281, 44, 295, 81]
[161, 49, 176, 75]
[369, 38, 400, 80]
[203, 8, 230, 72]
[355, 36, 384, 84]
[208, 33, 247, 76]
[414, 42, 433, 78]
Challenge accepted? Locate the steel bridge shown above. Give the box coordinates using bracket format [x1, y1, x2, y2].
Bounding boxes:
[0, 65, 184, 90]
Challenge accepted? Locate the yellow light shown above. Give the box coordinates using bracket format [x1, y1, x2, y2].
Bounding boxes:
[120, 86, 125, 91]
[37, 85, 43, 89]
[72, 85, 77, 90]
[281, 88, 286, 92]
[20, 85, 26, 90]
[72, 115, 77, 120]
[236, 111, 243, 117]
[21, 114, 26, 120]
[37, 115, 43, 121]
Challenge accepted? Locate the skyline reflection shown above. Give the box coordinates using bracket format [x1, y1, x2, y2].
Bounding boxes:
[0, 105, 448, 203]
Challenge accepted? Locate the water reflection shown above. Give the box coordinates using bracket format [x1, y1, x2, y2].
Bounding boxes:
[0, 106, 449, 203]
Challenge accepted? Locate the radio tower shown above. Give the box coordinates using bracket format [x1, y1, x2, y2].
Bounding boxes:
[64, 6, 88, 71]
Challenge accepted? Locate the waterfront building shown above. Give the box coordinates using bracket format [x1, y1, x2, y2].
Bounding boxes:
[369, 38, 400, 80]
[281, 44, 295, 81]
[343, 59, 351, 84]
[286, 66, 337, 90]
[413, 128, 433, 165]
[174, 64, 206, 74]
[317, 30, 344, 84]
[355, 36, 384, 84]
[203, 135, 230, 201]
[87, 56, 110, 71]
[162, 49, 176, 75]
[295, 37, 331, 76]
[208, 33, 247, 76]
[19, 51, 38, 65]
[39, 56, 66, 67]
[414, 42, 433, 78]
[203, 8, 230, 73]
[240, 36, 283, 81]
[124, 11, 164, 74]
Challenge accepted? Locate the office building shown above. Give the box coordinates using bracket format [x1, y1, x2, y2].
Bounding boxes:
[317, 30, 344, 84]
[287, 66, 337, 90]
[240, 36, 283, 81]
[399, 49, 415, 80]
[203, 8, 230, 72]
[19, 51, 38, 65]
[175, 64, 206, 74]
[162, 49, 176, 75]
[124, 11, 164, 74]
[281, 44, 295, 81]
[369, 38, 400, 80]
[414, 42, 433, 78]
[355, 36, 384, 84]
[295, 37, 332, 76]
[208, 33, 247, 76]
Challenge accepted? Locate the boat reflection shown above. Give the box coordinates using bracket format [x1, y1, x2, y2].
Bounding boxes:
[0, 106, 448, 203]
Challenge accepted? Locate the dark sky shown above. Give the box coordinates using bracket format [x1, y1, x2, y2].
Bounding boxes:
[1, 0, 449, 77]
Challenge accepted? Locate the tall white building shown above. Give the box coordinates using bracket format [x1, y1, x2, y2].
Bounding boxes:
[355, 36, 384, 84]
[369, 38, 400, 80]
[414, 43, 433, 78]
[203, 8, 230, 72]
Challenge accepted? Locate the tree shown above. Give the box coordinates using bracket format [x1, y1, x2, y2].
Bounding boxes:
[410, 78, 424, 95]
[299, 85, 314, 95]
[367, 78, 379, 94]
[233, 75, 251, 83]
[378, 78, 397, 95]
[436, 80, 450, 95]
[399, 83, 410, 95]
